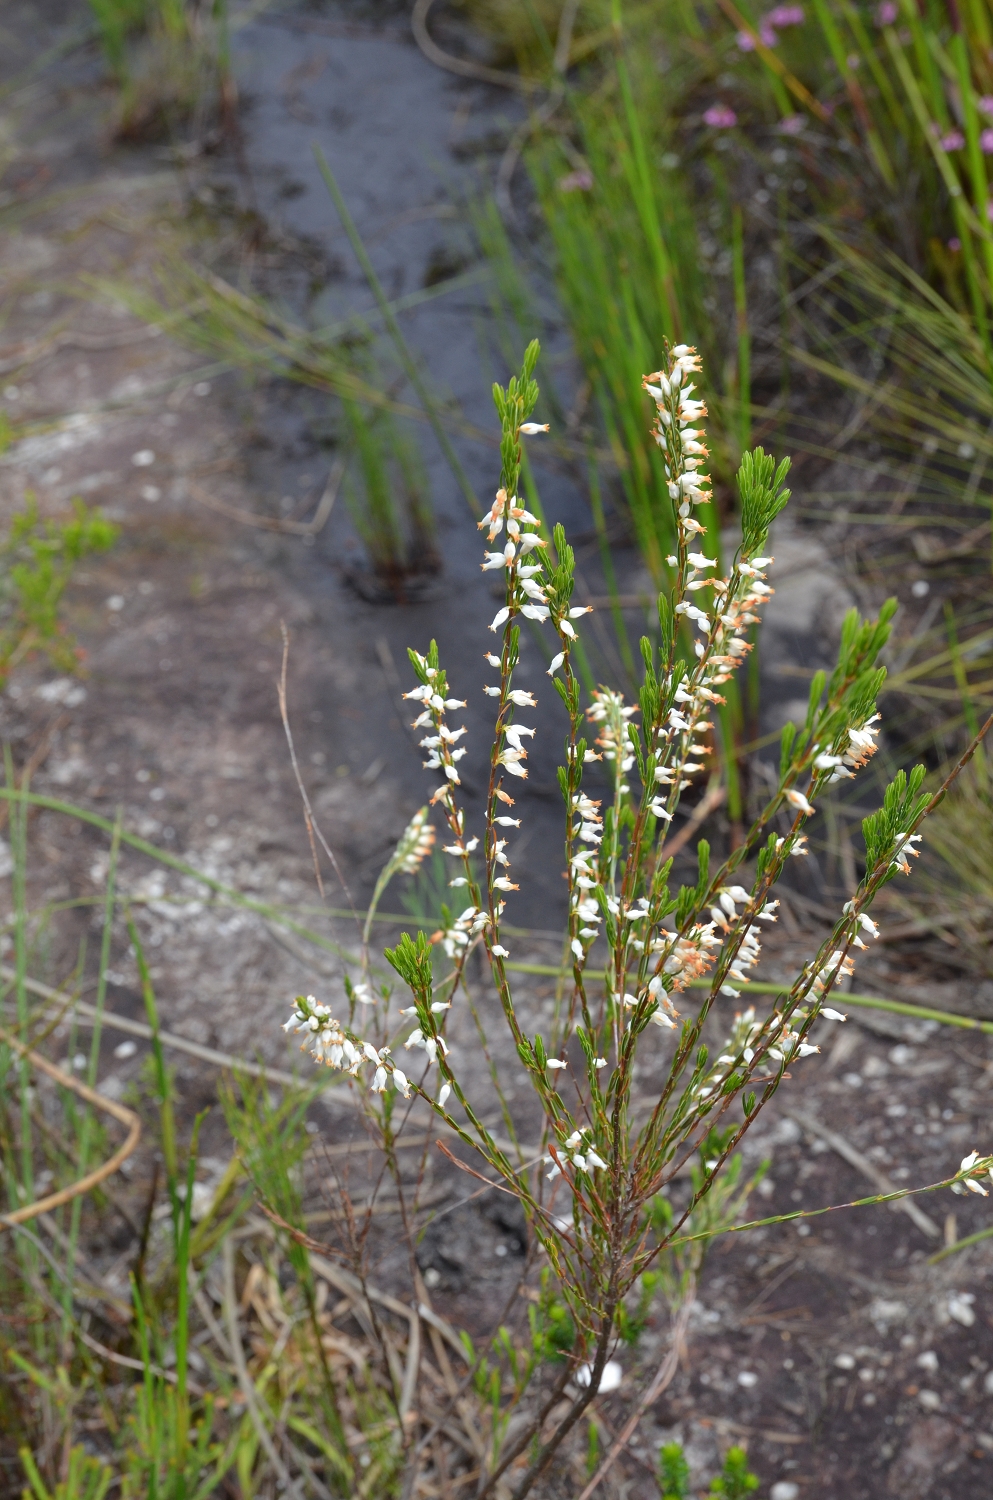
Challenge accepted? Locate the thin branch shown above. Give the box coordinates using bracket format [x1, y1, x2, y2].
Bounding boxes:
[277, 622, 357, 920]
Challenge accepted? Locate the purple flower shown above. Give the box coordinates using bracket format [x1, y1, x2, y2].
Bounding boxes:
[875, 0, 897, 21]
[778, 113, 806, 135]
[979, 96, 993, 120]
[558, 169, 594, 192]
[948, 237, 961, 252]
[758, 20, 779, 44]
[981, 128, 993, 154]
[703, 104, 738, 128]
[939, 129, 965, 151]
[736, 29, 757, 49]
[988, 199, 993, 223]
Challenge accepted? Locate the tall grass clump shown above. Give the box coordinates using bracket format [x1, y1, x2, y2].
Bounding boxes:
[283, 341, 993, 1494]
[712, 0, 993, 559]
[522, 6, 740, 582]
[341, 400, 440, 599]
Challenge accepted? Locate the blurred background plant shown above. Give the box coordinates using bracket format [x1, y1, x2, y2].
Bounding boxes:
[0, 499, 116, 688]
[88, 0, 235, 140]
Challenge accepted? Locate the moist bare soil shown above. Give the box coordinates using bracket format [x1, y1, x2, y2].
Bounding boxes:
[2, 3, 993, 1496]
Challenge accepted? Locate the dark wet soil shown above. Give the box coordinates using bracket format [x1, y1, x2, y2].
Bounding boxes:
[2, 3, 993, 1496]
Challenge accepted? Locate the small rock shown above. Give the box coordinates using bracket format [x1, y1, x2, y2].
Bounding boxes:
[737, 1370, 758, 1388]
[948, 1292, 976, 1327]
[576, 1359, 622, 1393]
[770, 1484, 799, 1500]
[870, 1299, 908, 1329]
[917, 1351, 939, 1372]
[918, 1390, 941, 1411]
[835, 1353, 856, 1369]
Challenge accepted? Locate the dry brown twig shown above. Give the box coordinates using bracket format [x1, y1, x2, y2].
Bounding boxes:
[187, 456, 344, 536]
[411, 0, 535, 91]
[0, 1025, 141, 1229]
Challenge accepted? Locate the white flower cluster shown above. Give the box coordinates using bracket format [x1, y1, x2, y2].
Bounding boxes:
[402, 1023, 450, 1067]
[403, 658, 468, 798]
[658, 921, 722, 993]
[636, 368, 777, 810]
[432, 902, 492, 959]
[952, 1150, 993, 1198]
[282, 996, 413, 1097]
[644, 345, 712, 521]
[545, 1127, 609, 1181]
[479, 488, 591, 644]
[890, 830, 923, 875]
[812, 712, 882, 784]
[623, 890, 772, 1030]
[569, 791, 605, 959]
[692, 1002, 829, 1104]
[587, 688, 636, 786]
[392, 805, 436, 873]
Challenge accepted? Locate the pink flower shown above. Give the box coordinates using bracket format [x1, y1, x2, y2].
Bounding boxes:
[939, 129, 965, 151]
[979, 96, 993, 119]
[981, 128, 993, 154]
[736, 29, 757, 49]
[948, 237, 961, 252]
[703, 104, 738, 128]
[558, 169, 593, 192]
[778, 113, 806, 135]
[988, 199, 993, 223]
[758, 19, 779, 44]
[875, 0, 897, 21]
[768, 4, 805, 24]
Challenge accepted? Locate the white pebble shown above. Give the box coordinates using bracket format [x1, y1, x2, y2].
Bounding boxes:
[918, 1389, 941, 1411]
[141, 485, 161, 502]
[834, 1353, 856, 1370]
[737, 1370, 758, 1388]
[770, 1483, 799, 1500]
[106, 595, 124, 611]
[113, 1039, 137, 1060]
[948, 1292, 976, 1327]
[131, 449, 155, 466]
